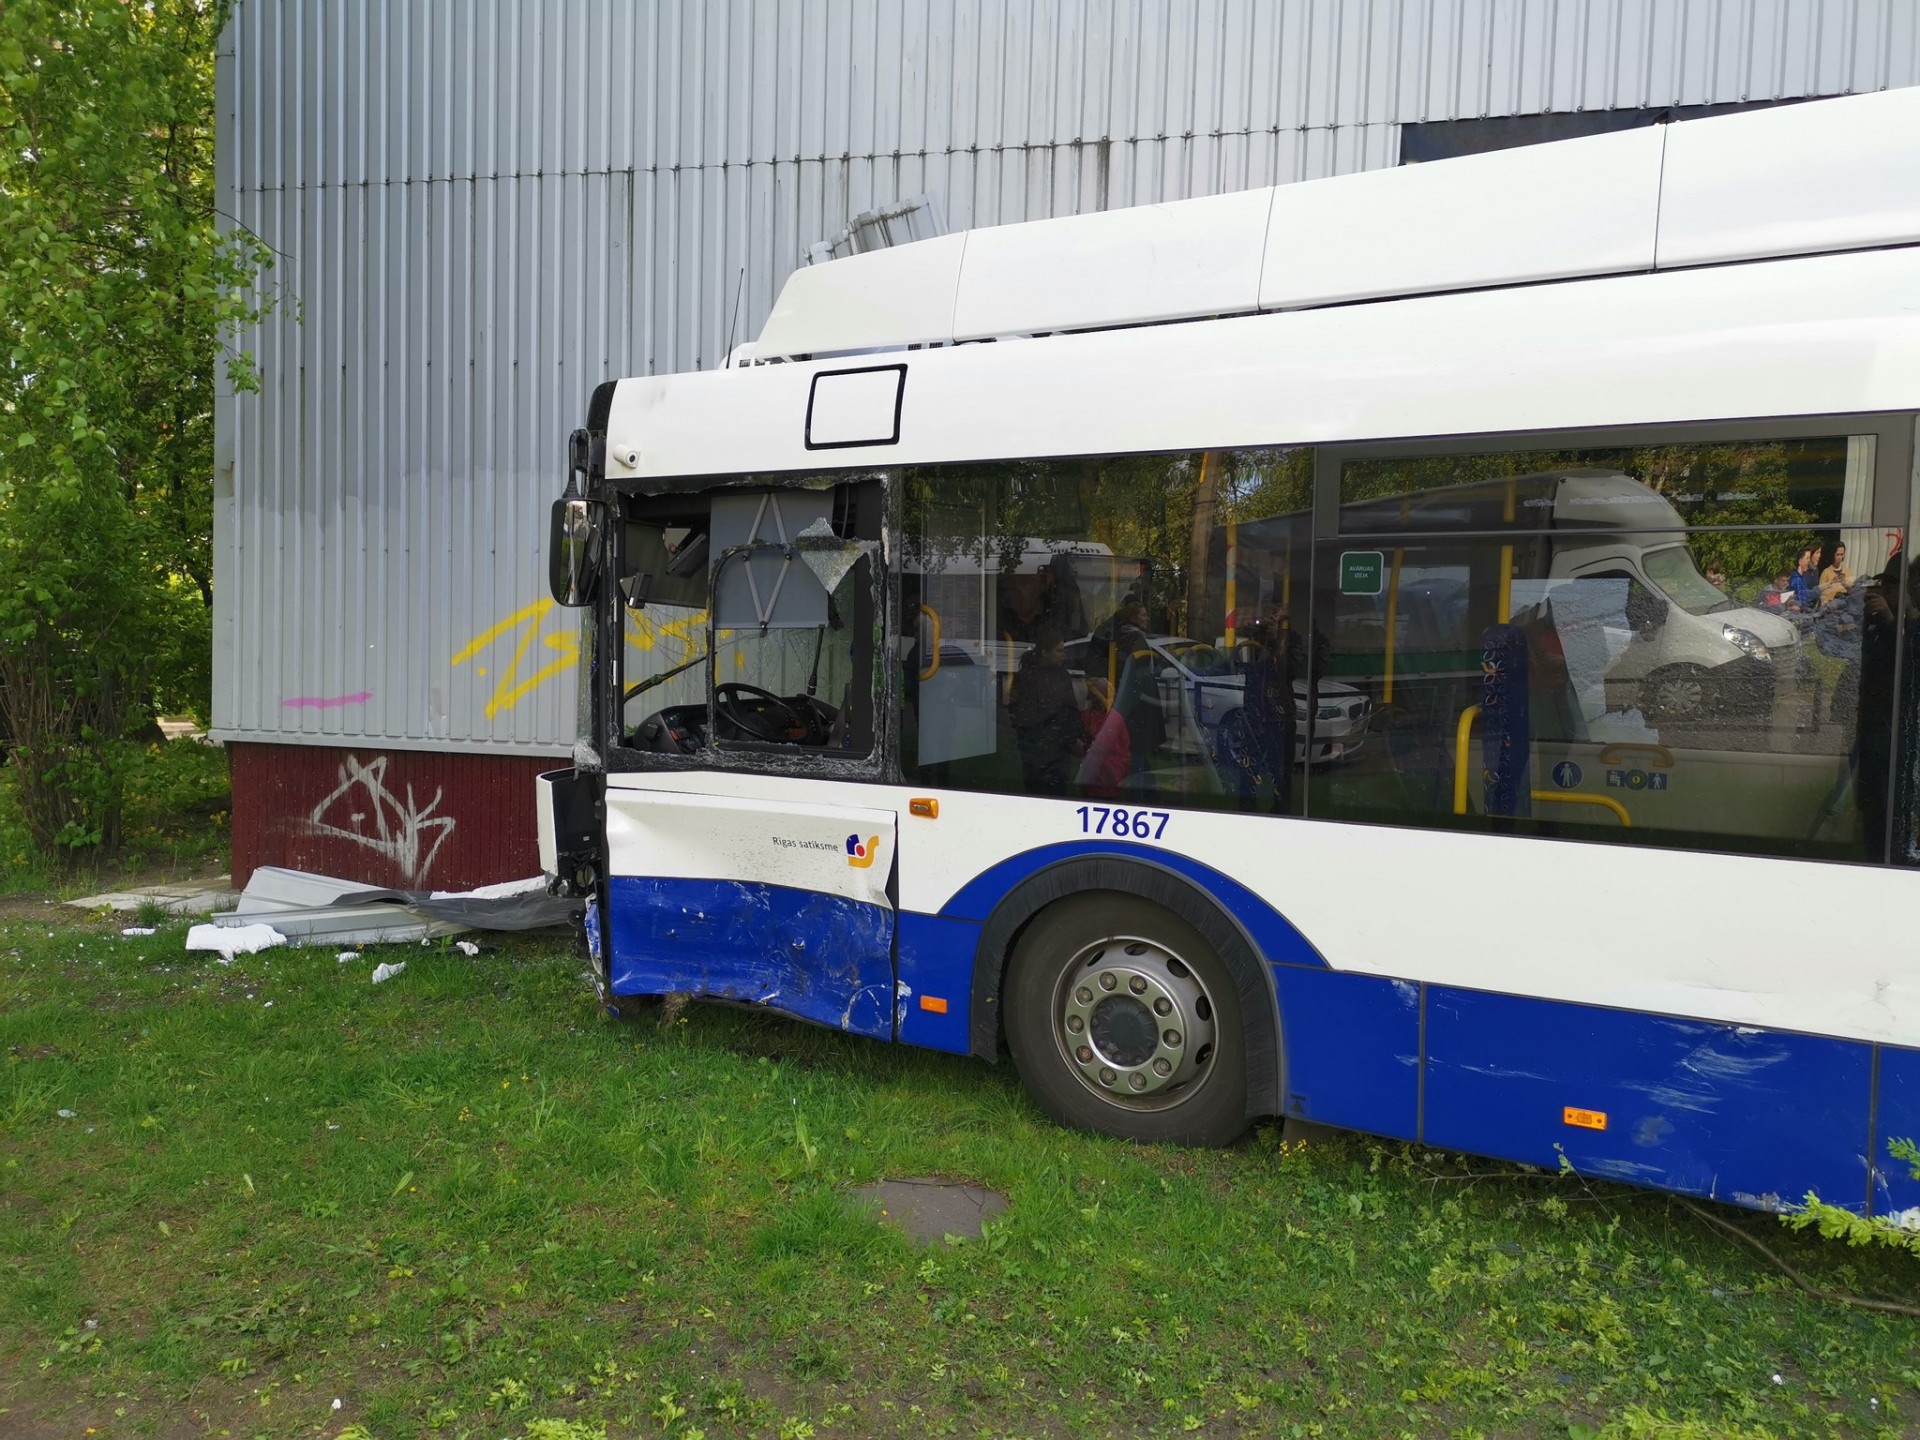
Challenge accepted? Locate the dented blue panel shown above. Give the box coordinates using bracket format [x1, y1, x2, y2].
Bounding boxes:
[1425, 989, 1873, 1211]
[896, 912, 978, 1054]
[1871, 1044, 1920, 1219]
[606, 876, 895, 1040]
[1270, 967, 1421, 1140]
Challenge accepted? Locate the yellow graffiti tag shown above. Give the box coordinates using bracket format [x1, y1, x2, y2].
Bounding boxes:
[452, 602, 715, 719]
[626, 608, 709, 656]
[451, 598, 577, 719]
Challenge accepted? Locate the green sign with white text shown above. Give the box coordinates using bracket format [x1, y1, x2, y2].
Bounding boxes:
[1339, 551, 1385, 596]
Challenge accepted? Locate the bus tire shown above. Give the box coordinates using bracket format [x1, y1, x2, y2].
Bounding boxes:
[1004, 894, 1250, 1147]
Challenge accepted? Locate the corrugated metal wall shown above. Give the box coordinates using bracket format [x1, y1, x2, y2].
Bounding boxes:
[214, 0, 1920, 758]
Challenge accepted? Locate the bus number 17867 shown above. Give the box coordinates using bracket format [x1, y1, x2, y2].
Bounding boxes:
[1076, 806, 1171, 840]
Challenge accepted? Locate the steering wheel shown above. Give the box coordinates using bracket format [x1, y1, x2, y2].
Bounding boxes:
[715, 682, 811, 743]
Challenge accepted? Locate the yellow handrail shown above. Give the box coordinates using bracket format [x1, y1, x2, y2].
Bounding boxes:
[1452, 704, 1481, 815]
[918, 605, 941, 682]
[1531, 791, 1631, 826]
[1454, 705, 1631, 826]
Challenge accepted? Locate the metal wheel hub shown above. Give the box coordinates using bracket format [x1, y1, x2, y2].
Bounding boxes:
[1055, 936, 1217, 1104]
[1654, 676, 1704, 716]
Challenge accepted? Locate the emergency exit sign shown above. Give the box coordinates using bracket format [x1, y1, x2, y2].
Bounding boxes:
[1339, 551, 1385, 595]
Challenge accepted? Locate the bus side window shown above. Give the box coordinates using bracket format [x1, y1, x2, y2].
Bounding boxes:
[1314, 433, 1895, 863]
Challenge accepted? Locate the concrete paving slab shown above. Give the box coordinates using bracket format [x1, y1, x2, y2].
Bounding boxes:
[849, 1176, 1009, 1245]
[66, 877, 238, 916]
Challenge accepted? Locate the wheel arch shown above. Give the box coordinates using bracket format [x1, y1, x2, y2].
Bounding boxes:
[967, 855, 1284, 1124]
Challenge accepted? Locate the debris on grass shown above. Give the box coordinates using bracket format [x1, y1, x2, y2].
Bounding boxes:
[455, 940, 480, 957]
[371, 961, 406, 985]
[430, 875, 547, 901]
[121, 926, 157, 937]
[185, 922, 286, 960]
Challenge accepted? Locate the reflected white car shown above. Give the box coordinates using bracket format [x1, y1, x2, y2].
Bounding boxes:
[1065, 634, 1371, 766]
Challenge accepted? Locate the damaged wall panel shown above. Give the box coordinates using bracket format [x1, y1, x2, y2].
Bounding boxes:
[228, 742, 553, 891]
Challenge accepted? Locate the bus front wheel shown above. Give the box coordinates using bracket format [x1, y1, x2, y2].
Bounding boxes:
[1005, 894, 1249, 1147]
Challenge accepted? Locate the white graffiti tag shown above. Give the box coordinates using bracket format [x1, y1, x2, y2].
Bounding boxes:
[305, 755, 455, 885]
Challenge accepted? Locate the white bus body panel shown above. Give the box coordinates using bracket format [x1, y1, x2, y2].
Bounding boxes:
[1259, 123, 1664, 310]
[1657, 88, 1920, 268]
[602, 770, 1920, 1054]
[755, 232, 968, 360]
[951, 187, 1275, 340]
[604, 245, 1920, 486]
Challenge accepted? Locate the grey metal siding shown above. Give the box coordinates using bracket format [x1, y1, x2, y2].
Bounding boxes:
[214, 0, 1920, 754]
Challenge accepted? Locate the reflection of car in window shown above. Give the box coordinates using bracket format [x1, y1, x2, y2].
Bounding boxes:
[1538, 546, 1796, 727]
[1063, 633, 1370, 765]
[1364, 470, 1802, 730]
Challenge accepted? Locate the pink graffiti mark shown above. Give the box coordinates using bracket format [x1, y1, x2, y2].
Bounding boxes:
[281, 691, 374, 709]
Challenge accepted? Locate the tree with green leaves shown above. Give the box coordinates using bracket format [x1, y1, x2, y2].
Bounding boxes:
[0, 0, 271, 858]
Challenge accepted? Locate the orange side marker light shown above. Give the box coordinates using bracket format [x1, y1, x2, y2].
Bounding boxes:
[1563, 1106, 1608, 1131]
[919, 995, 949, 1014]
[909, 797, 939, 818]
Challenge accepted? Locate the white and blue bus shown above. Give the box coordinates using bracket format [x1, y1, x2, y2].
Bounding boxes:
[538, 89, 1920, 1219]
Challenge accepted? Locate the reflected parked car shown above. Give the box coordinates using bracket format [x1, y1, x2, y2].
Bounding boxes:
[1064, 634, 1370, 766]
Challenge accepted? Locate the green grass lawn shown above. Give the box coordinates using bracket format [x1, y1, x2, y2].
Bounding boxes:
[2, 921, 1917, 1440]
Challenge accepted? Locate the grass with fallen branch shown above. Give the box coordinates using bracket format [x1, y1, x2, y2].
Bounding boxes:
[2, 919, 1918, 1439]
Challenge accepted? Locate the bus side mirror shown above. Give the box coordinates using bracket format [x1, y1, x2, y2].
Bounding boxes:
[549, 496, 606, 607]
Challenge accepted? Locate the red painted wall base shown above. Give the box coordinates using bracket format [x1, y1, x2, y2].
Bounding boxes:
[227, 741, 558, 892]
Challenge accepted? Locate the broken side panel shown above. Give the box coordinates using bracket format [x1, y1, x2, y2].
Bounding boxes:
[1423, 988, 1873, 1212]
[603, 786, 897, 1039]
[1872, 1045, 1920, 1220]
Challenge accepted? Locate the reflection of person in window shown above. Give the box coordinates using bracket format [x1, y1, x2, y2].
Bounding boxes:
[1108, 602, 1167, 782]
[1820, 540, 1857, 605]
[1000, 555, 1090, 649]
[998, 575, 1047, 646]
[1086, 593, 1142, 684]
[1760, 570, 1796, 611]
[1233, 612, 1297, 812]
[1078, 677, 1130, 798]
[1009, 626, 1084, 793]
[1788, 546, 1820, 611]
[1042, 553, 1089, 638]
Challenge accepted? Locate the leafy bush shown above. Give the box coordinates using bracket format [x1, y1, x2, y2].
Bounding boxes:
[0, 737, 228, 887]
[1788, 1136, 1920, 1255]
